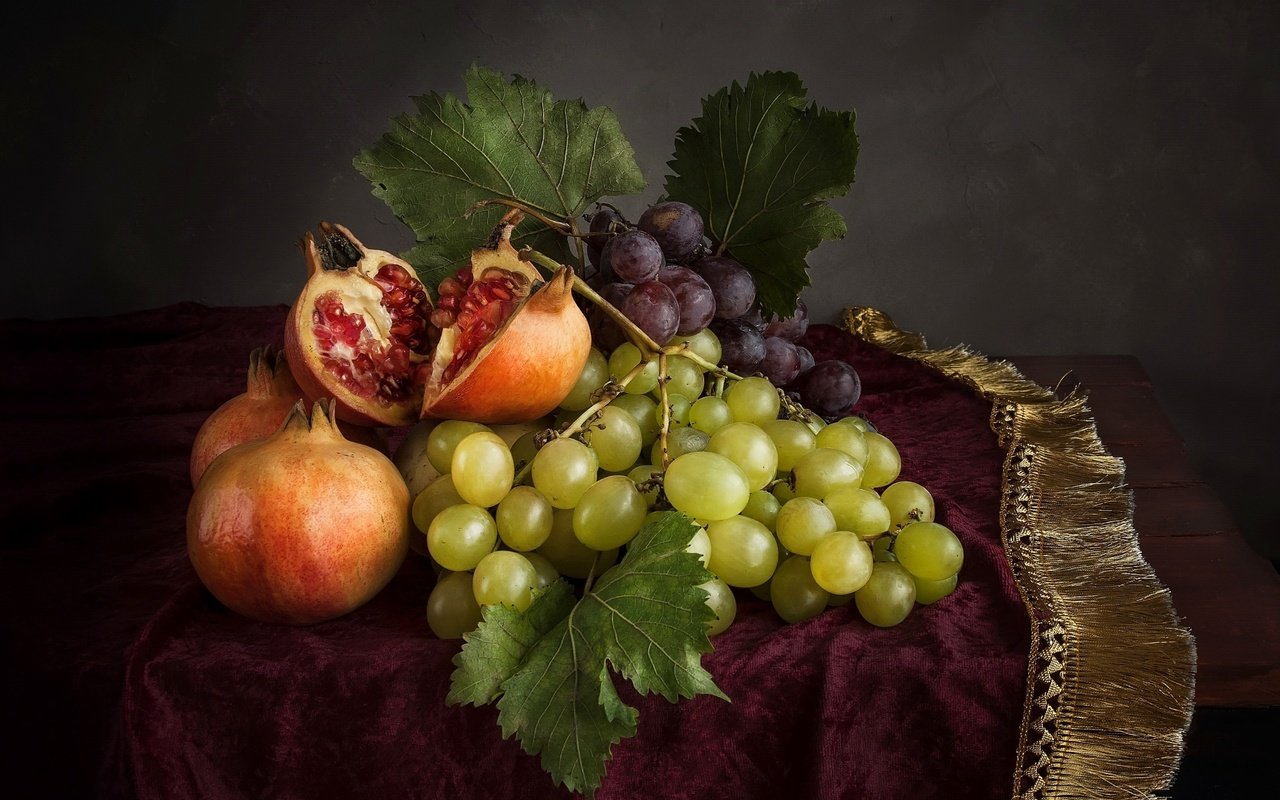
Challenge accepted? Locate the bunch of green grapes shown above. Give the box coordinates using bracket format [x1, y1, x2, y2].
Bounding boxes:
[405, 325, 963, 640]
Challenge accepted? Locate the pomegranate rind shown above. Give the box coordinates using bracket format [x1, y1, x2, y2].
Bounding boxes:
[422, 266, 591, 423]
[285, 224, 432, 428]
[186, 400, 410, 625]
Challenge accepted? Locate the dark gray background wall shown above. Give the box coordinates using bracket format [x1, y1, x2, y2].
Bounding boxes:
[6, 1, 1278, 561]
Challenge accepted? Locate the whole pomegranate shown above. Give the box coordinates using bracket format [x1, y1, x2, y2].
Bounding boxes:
[190, 346, 387, 487]
[187, 400, 410, 625]
[421, 211, 592, 423]
[286, 222, 434, 427]
[189, 346, 301, 486]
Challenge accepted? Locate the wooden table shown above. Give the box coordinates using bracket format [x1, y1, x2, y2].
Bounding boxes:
[1009, 355, 1280, 709]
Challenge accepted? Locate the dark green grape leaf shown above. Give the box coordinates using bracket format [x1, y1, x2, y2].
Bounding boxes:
[664, 71, 859, 318]
[448, 512, 725, 797]
[355, 64, 646, 287]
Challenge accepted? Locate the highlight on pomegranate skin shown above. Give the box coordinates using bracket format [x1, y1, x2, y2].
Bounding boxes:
[285, 222, 435, 427]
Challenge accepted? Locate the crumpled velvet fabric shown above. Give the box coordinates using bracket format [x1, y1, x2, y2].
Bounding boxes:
[0, 304, 1030, 799]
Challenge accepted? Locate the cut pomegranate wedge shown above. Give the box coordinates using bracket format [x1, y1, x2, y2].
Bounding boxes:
[421, 214, 592, 424]
[285, 222, 433, 427]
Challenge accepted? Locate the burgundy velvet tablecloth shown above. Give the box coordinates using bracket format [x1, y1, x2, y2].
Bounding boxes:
[0, 303, 1030, 799]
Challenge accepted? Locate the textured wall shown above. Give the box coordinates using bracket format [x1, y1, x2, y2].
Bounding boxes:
[7, 1, 1278, 559]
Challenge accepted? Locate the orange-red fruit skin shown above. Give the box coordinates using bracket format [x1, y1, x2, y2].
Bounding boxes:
[422, 266, 591, 424]
[187, 401, 410, 625]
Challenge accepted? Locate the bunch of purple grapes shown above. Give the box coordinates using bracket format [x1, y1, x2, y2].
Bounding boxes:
[584, 201, 861, 418]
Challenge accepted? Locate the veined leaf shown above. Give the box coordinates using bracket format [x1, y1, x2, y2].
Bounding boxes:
[664, 71, 859, 318]
[448, 512, 725, 797]
[355, 64, 646, 287]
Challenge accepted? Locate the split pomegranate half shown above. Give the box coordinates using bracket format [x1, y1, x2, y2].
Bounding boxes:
[285, 222, 433, 427]
[420, 213, 592, 423]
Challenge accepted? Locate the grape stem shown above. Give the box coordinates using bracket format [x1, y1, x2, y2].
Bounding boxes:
[657, 353, 672, 469]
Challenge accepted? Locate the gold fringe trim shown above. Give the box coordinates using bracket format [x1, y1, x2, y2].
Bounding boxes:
[841, 307, 1196, 800]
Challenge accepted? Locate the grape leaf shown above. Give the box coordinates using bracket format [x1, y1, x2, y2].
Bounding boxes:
[448, 512, 726, 797]
[663, 71, 859, 318]
[354, 64, 646, 287]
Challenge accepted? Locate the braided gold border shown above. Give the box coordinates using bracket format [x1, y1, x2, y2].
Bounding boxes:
[840, 307, 1196, 799]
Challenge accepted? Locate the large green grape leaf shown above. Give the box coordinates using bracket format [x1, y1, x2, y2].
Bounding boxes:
[355, 64, 646, 287]
[448, 512, 726, 797]
[664, 72, 859, 318]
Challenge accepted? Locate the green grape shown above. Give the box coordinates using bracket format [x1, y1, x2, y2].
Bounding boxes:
[700, 578, 737, 636]
[672, 328, 722, 366]
[749, 579, 773, 602]
[495, 485, 554, 551]
[725, 377, 781, 426]
[523, 551, 560, 588]
[913, 572, 958, 605]
[775, 496, 837, 556]
[664, 451, 751, 521]
[668, 393, 692, 427]
[650, 424, 709, 467]
[451, 432, 515, 508]
[583, 406, 643, 472]
[628, 463, 663, 505]
[814, 423, 869, 465]
[687, 526, 712, 567]
[881, 481, 936, 529]
[411, 474, 465, 534]
[472, 551, 538, 611]
[773, 480, 798, 503]
[689, 396, 733, 435]
[537, 508, 619, 579]
[760, 419, 817, 473]
[809, 531, 874, 595]
[872, 535, 897, 562]
[854, 562, 917, 627]
[560, 347, 610, 411]
[531, 438, 598, 509]
[792, 447, 864, 499]
[824, 488, 892, 538]
[741, 490, 781, 530]
[862, 432, 902, 488]
[827, 592, 855, 607]
[894, 521, 964, 581]
[770, 555, 829, 623]
[427, 420, 492, 474]
[611, 393, 660, 446]
[836, 416, 870, 433]
[427, 504, 497, 571]
[802, 414, 827, 435]
[705, 515, 778, 587]
[427, 571, 483, 640]
[708, 422, 779, 491]
[659, 356, 706, 401]
[510, 430, 540, 477]
[573, 476, 648, 549]
[609, 342, 660, 395]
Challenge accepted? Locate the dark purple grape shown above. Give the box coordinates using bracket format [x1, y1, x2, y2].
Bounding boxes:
[656, 266, 716, 336]
[709, 318, 766, 374]
[793, 345, 815, 378]
[758, 336, 802, 386]
[764, 300, 809, 342]
[604, 230, 664, 284]
[693, 256, 756, 319]
[589, 282, 634, 351]
[620, 280, 680, 345]
[586, 207, 623, 269]
[793, 360, 862, 417]
[638, 201, 705, 263]
[740, 305, 767, 331]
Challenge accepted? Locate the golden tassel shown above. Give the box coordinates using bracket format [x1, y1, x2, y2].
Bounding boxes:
[841, 307, 1196, 800]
